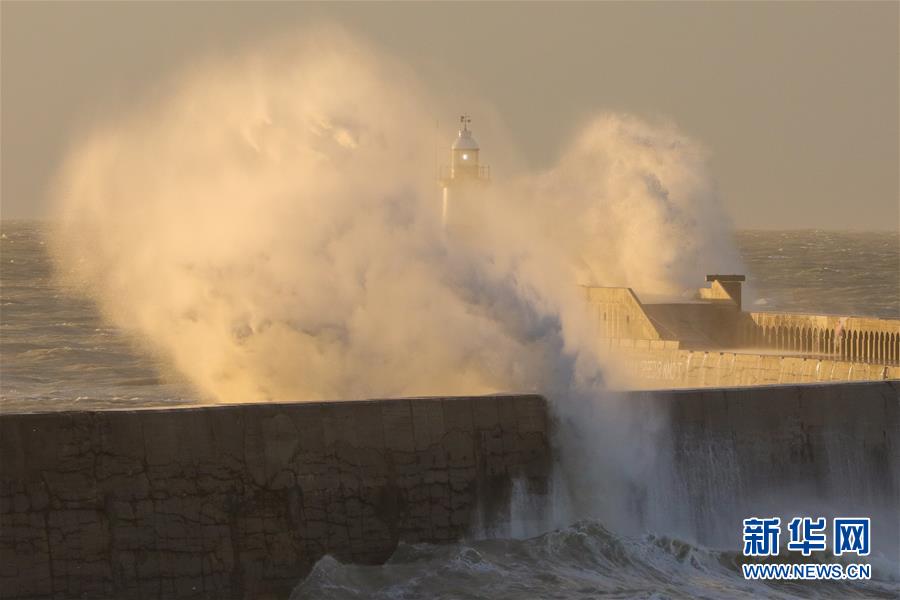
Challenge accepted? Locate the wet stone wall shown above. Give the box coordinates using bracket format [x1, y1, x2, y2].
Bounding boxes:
[0, 395, 550, 599]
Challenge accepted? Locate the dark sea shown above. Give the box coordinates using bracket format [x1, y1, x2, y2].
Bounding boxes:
[290, 522, 899, 600]
[737, 230, 899, 319]
[2, 221, 898, 599]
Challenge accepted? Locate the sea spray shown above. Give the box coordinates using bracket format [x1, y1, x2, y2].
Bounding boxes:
[50, 27, 744, 543]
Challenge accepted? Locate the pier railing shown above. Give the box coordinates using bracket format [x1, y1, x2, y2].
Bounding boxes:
[744, 311, 900, 366]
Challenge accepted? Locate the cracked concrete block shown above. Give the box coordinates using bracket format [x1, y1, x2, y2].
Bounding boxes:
[261, 412, 298, 458]
[443, 430, 474, 465]
[442, 398, 473, 433]
[382, 401, 414, 453]
[472, 396, 501, 431]
[352, 403, 385, 452]
[411, 400, 445, 450]
[140, 412, 183, 468]
[515, 395, 546, 434]
[1, 395, 553, 599]
[322, 404, 359, 452]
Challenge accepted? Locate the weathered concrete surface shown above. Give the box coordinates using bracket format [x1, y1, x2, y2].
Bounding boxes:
[601, 340, 900, 389]
[583, 284, 752, 348]
[583, 286, 664, 341]
[3, 383, 898, 598]
[0, 395, 550, 599]
[636, 381, 900, 553]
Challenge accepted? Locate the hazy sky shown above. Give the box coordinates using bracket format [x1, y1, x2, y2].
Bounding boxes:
[2, 2, 897, 230]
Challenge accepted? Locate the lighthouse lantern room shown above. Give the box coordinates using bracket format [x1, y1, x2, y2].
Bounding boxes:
[451, 116, 480, 178]
[440, 115, 491, 185]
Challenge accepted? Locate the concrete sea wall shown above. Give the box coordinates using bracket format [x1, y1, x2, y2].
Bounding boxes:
[583, 284, 900, 364]
[583, 286, 663, 340]
[0, 395, 550, 599]
[634, 381, 899, 553]
[2, 382, 898, 598]
[602, 339, 900, 388]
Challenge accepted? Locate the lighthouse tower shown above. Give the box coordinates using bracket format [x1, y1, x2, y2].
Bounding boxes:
[439, 115, 490, 230]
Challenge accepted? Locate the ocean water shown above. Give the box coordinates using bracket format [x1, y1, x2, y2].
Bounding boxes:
[1, 220, 195, 411]
[290, 521, 898, 600]
[2, 220, 898, 598]
[736, 230, 899, 319]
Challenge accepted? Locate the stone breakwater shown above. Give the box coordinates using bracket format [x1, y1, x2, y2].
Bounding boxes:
[634, 380, 899, 551]
[0, 395, 550, 599]
[603, 341, 900, 389]
[2, 382, 898, 599]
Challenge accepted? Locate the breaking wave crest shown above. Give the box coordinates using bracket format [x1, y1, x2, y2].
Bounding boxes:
[291, 519, 897, 600]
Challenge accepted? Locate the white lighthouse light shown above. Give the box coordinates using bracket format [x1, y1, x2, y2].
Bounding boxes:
[448, 115, 482, 179]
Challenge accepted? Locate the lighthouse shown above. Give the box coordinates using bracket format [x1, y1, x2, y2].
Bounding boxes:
[439, 115, 490, 231]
